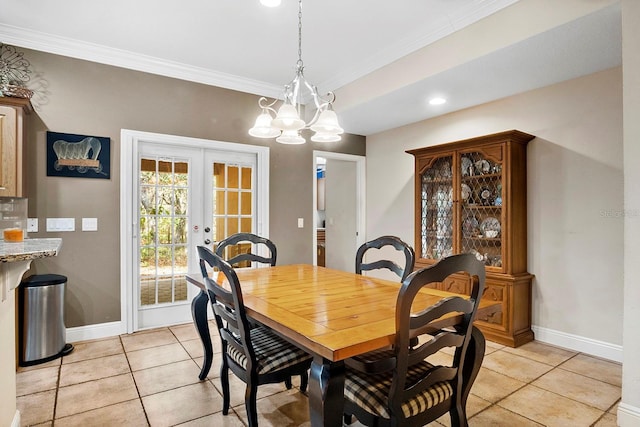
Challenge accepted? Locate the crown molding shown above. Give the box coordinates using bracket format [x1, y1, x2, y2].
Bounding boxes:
[0, 23, 283, 99]
[1, 0, 518, 99]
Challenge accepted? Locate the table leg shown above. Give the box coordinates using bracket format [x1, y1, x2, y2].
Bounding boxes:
[191, 289, 213, 380]
[308, 355, 345, 427]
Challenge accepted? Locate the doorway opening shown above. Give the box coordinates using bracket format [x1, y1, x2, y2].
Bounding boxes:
[312, 151, 366, 271]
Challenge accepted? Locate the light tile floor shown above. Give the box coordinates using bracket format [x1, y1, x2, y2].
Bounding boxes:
[16, 322, 622, 426]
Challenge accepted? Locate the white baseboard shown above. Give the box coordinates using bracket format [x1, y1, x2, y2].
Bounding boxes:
[618, 402, 640, 426]
[66, 321, 624, 363]
[11, 410, 20, 427]
[531, 325, 623, 363]
[66, 320, 126, 343]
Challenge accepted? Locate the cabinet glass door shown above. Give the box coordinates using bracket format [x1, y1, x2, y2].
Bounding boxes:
[420, 155, 454, 260]
[459, 151, 503, 269]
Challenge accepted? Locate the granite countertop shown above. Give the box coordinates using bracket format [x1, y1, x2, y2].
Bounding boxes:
[0, 238, 63, 263]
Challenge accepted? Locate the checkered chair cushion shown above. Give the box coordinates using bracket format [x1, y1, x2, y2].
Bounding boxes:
[345, 356, 453, 419]
[227, 326, 312, 374]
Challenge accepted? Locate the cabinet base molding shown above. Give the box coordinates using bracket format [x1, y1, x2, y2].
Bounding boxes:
[480, 326, 534, 348]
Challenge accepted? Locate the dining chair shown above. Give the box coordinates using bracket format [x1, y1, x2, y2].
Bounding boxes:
[343, 253, 486, 427]
[215, 232, 277, 268]
[197, 246, 312, 427]
[355, 235, 415, 281]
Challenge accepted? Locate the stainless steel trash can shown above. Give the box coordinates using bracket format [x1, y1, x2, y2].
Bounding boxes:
[19, 274, 73, 366]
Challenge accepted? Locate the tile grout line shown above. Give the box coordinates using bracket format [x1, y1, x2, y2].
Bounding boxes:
[469, 400, 545, 426]
[167, 325, 242, 426]
[51, 359, 62, 426]
[467, 348, 617, 425]
[120, 333, 153, 427]
[590, 401, 620, 427]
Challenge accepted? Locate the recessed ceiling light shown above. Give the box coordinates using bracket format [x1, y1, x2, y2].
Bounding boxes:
[429, 97, 447, 105]
[260, 0, 281, 6]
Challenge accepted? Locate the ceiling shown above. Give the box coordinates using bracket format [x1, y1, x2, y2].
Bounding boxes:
[0, 0, 622, 136]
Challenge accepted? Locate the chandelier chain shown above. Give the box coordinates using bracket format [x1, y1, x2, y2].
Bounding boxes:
[297, 0, 303, 67]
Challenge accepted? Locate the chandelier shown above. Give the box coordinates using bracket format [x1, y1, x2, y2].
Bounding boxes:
[249, 0, 343, 144]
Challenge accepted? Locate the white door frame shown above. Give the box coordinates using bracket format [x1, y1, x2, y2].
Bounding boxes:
[121, 129, 269, 333]
[312, 151, 366, 265]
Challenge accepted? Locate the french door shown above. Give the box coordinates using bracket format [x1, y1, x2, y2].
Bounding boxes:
[121, 130, 269, 332]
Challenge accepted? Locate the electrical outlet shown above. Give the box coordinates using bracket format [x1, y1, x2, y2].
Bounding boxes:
[27, 218, 38, 233]
[297, 218, 304, 228]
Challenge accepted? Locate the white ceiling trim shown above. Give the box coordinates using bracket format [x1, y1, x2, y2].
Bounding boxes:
[0, 23, 282, 99]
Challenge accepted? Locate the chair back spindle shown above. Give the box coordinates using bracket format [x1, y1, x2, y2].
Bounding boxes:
[355, 235, 415, 281]
[215, 232, 277, 268]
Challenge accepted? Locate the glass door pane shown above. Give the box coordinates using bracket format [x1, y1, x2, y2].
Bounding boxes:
[209, 161, 255, 267]
[420, 155, 454, 260]
[139, 157, 189, 306]
[459, 151, 503, 268]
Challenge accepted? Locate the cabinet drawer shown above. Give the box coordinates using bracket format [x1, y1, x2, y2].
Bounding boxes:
[482, 283, 504, 302]
[476, 308, 503, 327]
[477, 283, 504, 327]
[441, 276, 470, 294]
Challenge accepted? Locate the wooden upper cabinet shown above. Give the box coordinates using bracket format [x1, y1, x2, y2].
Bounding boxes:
[0, 97, 31, 197]
[407, 130, 535, 347]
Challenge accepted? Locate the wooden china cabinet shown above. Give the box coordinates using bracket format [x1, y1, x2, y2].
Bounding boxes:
[407, 130, 535, 347]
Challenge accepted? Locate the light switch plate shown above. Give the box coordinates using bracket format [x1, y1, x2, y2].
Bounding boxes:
[82, 217, 98, 231]
[297, 218, 304, 228]
[46, 218, 75, 232]
[27, 218, 38, 233]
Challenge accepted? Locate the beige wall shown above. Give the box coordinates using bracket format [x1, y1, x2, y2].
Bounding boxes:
[22, 49, 365, 328]
[366, 67, 623, 346]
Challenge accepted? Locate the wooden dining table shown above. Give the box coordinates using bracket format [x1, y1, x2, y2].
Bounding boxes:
[186, 264, 499, 427]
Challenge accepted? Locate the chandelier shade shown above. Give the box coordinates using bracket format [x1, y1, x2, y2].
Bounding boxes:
[310, 109, 343, 135]
[248, 111, 281, 138]
[311, 132, 341, 143]
[276, 129, 306, 145]
[248, 0, 342, 144]
[271, 103, 306, 131]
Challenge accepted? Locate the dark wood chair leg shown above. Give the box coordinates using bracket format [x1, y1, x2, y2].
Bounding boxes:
[220, 359, 230, 414]
[450, 325, 485, 427]
[191, 289, 213, 380]
[246, 382, 259, 427]
[461, 326, 485, 405]
[450, 402, 467, 427]
[285, 377, 293, 389]
[300, 371, 309, 392]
